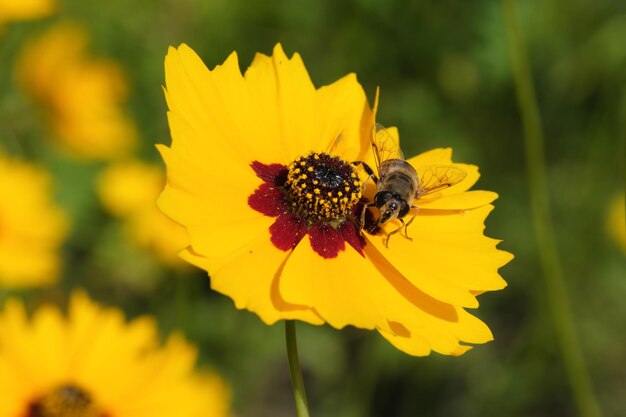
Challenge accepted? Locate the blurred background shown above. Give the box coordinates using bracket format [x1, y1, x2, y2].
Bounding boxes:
[1, 0, 625, 416]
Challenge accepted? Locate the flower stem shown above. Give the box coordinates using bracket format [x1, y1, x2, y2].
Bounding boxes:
[500, 1, 603, 417]
[285, 320, 311, 417]
[622, 91, 626, 228]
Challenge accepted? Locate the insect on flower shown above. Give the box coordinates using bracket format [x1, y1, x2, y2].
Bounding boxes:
[159, 44, 514, 357]
[357, 124, 467, 247]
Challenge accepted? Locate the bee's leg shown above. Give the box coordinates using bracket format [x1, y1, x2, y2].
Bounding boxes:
[361, 174, 374, 192]
[385, 218, 416, 247]
[353, 161, 379, 234]
[402, 216, 416, 240]
[384, 224, 403, 248]
[403, 205, 421, 239]
[359, 202, 377, 234]
[352, 161, 378, 188]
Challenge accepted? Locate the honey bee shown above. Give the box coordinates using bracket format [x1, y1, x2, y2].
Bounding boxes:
[358, 123, 467, 247]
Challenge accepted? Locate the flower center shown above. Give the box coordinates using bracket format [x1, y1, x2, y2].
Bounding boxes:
[248, 153, 367, 258]
[27, 385, 103, 417]
[285, 152, 362, 225]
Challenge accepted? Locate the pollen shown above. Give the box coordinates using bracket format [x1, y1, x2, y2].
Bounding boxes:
[285, 152, 361, 224]
[29, 384, 102, 417]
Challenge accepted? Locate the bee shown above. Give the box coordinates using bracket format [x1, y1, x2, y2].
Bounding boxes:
[357, 123, 467, 247]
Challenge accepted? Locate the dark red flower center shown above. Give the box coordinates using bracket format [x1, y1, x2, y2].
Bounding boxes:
[26, 384, 106, 417]
[248, 152, 366, 259]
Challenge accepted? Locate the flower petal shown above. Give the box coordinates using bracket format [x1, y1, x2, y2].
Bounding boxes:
[279, 236, 496, 356]
[279, 238, 394, 332]
[165, 43, 371, 170]
[417, 190, 498, 210]
[407, 147, 452, 166]
[364, 245, 496, 356]
[407, 149, 480, 194]
[250, 161, 288, 185]
[158, 145, 270, 259]
[308, 223, 346, 259]
[248, 183, 287, 217]
[165, 45, 283, 165]
[270, 214, 307, 251]
[164, 110, 253, 191]
[244, 44, 317, 162]
[180, 238, 323, 325]
[378, 327, 472, 357]
[367, 205, 511, 305]
[314, 73, 373, 161]
[381, 315, 469, 357]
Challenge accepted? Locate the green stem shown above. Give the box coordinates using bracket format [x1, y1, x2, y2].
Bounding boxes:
[500, 2, 603, 417]
[285, 320, 311, 417]
[622, 91, 626, 230]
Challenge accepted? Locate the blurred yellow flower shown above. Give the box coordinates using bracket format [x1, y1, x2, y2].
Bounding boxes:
[0, 154, 67, 287]
[17, 23, 136, 160]
[0, 291, 230, 417]
[607, 193, 626, 253]
[98, 161, 189, 265]
[158, 44, 512, 356]
[0, 0, 54, 24]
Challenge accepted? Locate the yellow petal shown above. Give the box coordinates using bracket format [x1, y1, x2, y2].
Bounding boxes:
[417, 190, 498, 210]
[165, 43, 318, 166]
[379, 327, 472, 357]
[0, 292, 231, 416]
[0, 0, 55, 23]
[365, 246, 495, 355]
[164, 109, 254, 184]
[368, 205, 511, 299]
[407, 148, 452, 166]
[180, 238, 323, 325]
[278, 234, 494, 355]
[165, 43, 372, 168]
[279, 238, 396, 332]
[0, 300, 39, 411]
[28, 306, 66, 384]
[17, 24, 136, 160]
[164, 48, 268, 166]
[0, 155, 67, 288]
[314, 73, 371, 162]
[157, 144, 270, 259]
[407, 150, 480, 195]
[0, 302, 66, 392]
[437, 163, 481, 195]
[98, 161, 163, 217]
[244, 44, 317, 161]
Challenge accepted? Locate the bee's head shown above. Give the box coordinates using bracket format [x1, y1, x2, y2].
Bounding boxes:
[375, 193, 410, 224]
[379, 201, 399, 223]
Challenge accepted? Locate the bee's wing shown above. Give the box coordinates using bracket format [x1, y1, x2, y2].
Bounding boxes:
[371, 123, 404, 174]
[416, 165, 467, 198]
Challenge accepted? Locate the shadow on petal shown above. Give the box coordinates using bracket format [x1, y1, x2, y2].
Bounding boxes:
[271, 248, 324, 323]
[365, 243, 459, 323]
[387, 320, 411, 337]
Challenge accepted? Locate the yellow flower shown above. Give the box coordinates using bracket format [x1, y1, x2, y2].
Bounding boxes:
[98, 161, 189, 265]
[158, 44, 513, 356]
[0, 154, 67, 287]
[606, 193, 626, 253]
[17, 23, 136, 160]
[0, 0, 54, 24]
[0, 291, 230, 417]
